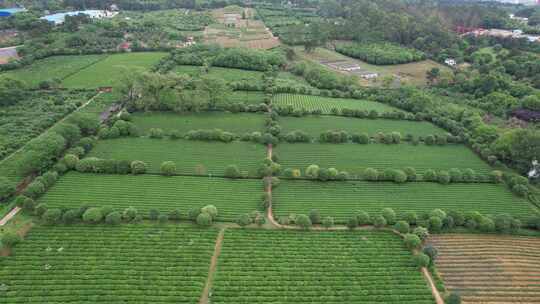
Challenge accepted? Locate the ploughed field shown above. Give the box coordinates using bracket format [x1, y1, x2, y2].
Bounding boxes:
[279, 115, 447, 137]
[272, 180, 534, 223]
[88, 138, 265, 177]
[429, 234, 540, 304]
[211, 229, 435, 304]
[273, 93, 401, 114]
[130, 112, 265, 135]
[37, 172, 262, 222]
[0, 225, 218, 303]
[275, 143, 493, 175]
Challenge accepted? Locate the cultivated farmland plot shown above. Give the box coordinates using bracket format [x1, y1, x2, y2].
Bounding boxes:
[429, 234, 540, 304]
[131, 112, 265, 134]
[272, 180, 534, 223]
[279, 115, 447, 137]
[272, 93, 403, 114]
[1, 55, 106, 87]
[174, 65, 264, 85]
[211, 229, 435, 304]
[38, 172, 261, 221]
[225, 91, 266, 104]
[0, 225, 217, 303]
[89, 138, 266, 177]
[62, 52, 167, 88]
[275, 143, 493, 175]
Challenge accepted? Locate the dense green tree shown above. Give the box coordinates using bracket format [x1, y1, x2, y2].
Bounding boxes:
[412, 253, 430, 268]
[160, 161, 177, 176]
[296, 214, 312, 230]
[404, 233, 422, 250]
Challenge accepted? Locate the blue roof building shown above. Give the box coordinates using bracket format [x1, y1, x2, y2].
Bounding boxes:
[0, 8, 27, 17]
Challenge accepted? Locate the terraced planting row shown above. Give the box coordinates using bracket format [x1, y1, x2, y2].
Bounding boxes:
[62, 52, 168, 89]
[131, 112, 264, 135]
[272, 180, 534, 222]
[429, 234, 540, 304]
[279, 115, 447, 137]
[89, 138, 265, 176]
[0, 225, 218, 303]
[212, 229, 435, 304]
[275, 143, 492, 175]
[38, 172, 261, 221]
[272, 93, 401, 114]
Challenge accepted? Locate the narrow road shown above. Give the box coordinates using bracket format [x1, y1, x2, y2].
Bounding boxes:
[422, 267, 445, 304]
[199, 229, 225, 304]
[0, 207, 21, 226]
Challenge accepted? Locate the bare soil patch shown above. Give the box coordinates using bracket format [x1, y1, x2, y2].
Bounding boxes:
[429, 234, 540, 304]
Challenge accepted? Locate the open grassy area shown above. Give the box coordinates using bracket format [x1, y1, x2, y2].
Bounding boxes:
[273, 93, 401, 114]
[272, 180, 535, 223]
[131, 112, 264, 134]
[38, 172, 261, 221]
[88, 138, 266, 177]
[275, 143, 492, 175]
[429, 234, 540, 304]
[279, 115, 447, 137]
[62, 52, 167, 88]
[0, 225, 217, 303]
[212, 229, 435, 304]
[1, 55, 106, 87]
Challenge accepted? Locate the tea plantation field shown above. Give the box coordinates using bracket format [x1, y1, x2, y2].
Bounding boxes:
[272, 180, 533, 222]
[279, 115, 447, 137]
[212, 229, 435, 304]
[275, 143, 492, 175]
[273, 93, 402, 114]
[88, 138, 265, 176]
[0, 225, 218, 303]
[38, 172, 261, 221]
[62, 52, 167, 88]
[131, 112, 264, 134]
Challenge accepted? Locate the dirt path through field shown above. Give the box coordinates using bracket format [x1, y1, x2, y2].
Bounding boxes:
[199, 228, 225, 304]
[0, 207, 21, 226]
[421, 267, 445, 304]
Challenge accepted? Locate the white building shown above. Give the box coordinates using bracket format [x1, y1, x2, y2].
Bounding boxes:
[41, 10, 118, 25]
[445, 58, 457, 66]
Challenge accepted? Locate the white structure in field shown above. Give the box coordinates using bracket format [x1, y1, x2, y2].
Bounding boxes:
[444, 58, 456, 66]
[529, 160, 540, 179]
[360, 72, 378, 79]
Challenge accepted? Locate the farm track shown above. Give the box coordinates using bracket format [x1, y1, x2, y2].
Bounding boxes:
[429, 234, 540, 304]
[199, 229, 225, 304]
[0, 207, 21, 226]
